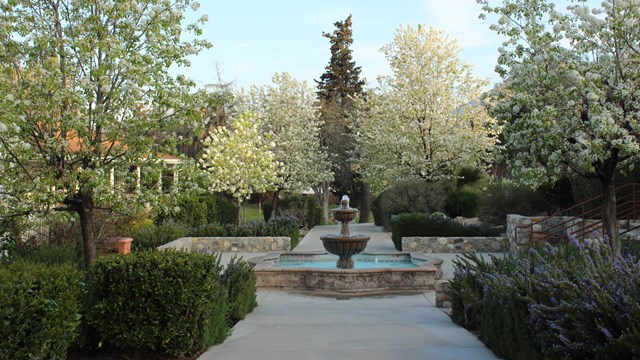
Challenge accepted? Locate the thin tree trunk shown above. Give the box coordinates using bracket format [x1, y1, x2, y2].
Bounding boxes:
[323, 181, 330, 224]
[270, 190, 279, 220]
[235, 199, 241, 227]
[601, 176, 620, 257]
[359, 183, 370, 223]
[77, 196, 96, 269]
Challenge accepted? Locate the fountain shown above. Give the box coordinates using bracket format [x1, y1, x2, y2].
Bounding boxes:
[320, 195, 370, 269]
[247, 194, 443, 296]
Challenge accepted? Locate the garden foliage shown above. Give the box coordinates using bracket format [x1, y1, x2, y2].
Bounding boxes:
[450, 241, 640, 359]
[263, 194, 322, 229]
[372, 179, 450, 230]
[0, 262, 84, 360]
[155, 193, 237, 228]
[193, 217, 301, 249]
[391, 213, 500, 251]
[444, 189, 480, 218]
[86, 251, 230, 357]
[222, 256, 258, 324]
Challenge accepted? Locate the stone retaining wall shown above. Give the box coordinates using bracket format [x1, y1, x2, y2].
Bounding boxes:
[402, 236, 508, 253]
[158, 236, 291, 253]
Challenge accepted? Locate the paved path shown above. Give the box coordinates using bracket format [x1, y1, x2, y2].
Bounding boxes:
[201, 224, 500, 360]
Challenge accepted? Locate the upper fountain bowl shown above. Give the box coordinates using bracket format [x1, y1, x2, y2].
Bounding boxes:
[331, 207, 358, 223]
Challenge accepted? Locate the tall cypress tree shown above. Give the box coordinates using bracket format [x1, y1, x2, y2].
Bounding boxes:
[316, 15, 368, 220]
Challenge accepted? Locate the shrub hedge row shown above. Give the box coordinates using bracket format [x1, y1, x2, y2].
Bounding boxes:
[0, 262, 84, 360]
[0, 251, 258, 358]
[391, 213, 501, 251]
[133, 216, 301, 250]
[450, 241, 640, 360]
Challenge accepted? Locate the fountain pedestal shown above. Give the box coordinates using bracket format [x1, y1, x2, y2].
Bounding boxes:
[320, 196, 370, 269]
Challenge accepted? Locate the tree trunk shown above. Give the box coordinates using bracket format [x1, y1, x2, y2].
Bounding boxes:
[77, 196, 96, 269]
[235, 198, 241, 227]
[601, 176, 620, 257]
[270, 190, 280, 220]
[323, 181, 330, 224]
[359, 183, 370, 223]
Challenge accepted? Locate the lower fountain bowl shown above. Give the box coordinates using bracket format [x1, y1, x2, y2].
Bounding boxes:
[248, 251, 443, 296]
[320, 234, 370, 257]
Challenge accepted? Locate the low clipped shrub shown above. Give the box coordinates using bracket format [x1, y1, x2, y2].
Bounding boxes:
[450, 241, 640, 360]
[130, 221, 188, 251]
[189, 216, 301, 249]
[222, 256, 258, 324]
[155, 193, 237, 227]
[374, 179, 451, 230]
[86, 251, 229, 357]
[445, 189, 480, 218]
[0, 262, 84, 360]
[391, 213, 500, 251]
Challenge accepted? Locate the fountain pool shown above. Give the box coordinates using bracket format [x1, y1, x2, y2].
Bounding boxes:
[249, 251, 443, 296]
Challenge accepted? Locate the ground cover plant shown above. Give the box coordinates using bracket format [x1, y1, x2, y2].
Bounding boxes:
[450, 239, 640, 359]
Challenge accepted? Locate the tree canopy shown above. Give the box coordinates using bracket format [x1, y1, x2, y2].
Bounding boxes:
[199, 112, 279, 222]
[354, 25, 498, 193]
[480, 0, 640, 256]
[0, 0, 210, 267]
[316, 15, 365, 204]
[236, 72, 332, 215]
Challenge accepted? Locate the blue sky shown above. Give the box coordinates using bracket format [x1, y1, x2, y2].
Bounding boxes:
[172, 0, 504, 90]
[173, 0, 594, 91]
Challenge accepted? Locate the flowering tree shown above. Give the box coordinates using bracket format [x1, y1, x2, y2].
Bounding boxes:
[354, 25, 498, 193]
[199, 112, 278, 224]
[236, 73, 332, 218]
[479, 0, 640, 256]
[0, 0, 210, 268]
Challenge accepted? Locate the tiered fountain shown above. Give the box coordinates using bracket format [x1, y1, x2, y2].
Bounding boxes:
[320, 195, 370, 269]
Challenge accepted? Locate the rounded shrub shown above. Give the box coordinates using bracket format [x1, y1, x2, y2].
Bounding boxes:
[0, 262, 84, 360]
[374, 179, 451, 231]
[86, 251, 229, 357]
[445, 189, 480, 218]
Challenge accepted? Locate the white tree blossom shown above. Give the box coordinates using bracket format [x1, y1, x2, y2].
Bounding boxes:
[354, 25, 498, 193]
[235, 73, 332, 212]
[0, 0, 210, 267]
[479, 0, 640, 256]
[199, 112, 279, 222]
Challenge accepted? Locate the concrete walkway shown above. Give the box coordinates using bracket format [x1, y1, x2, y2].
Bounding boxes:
[201, 224, 500, 360]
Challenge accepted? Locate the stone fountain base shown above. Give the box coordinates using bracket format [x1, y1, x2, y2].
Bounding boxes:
[249, 251, 443, 296]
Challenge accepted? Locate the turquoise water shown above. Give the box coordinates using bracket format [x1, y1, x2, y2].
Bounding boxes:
[276, 260, 418, 269]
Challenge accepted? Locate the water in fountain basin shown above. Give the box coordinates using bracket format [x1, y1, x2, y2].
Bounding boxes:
[275, 254, 419, 269]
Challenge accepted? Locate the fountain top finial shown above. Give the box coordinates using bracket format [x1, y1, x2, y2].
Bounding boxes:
[340, 195, 350, 208]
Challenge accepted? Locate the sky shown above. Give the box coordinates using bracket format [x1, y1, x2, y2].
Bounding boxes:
[172, 0, 505, 90]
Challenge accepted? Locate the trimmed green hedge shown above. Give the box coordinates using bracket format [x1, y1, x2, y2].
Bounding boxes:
[190, 216, 301, 249]
[86, 251, 230, 357]
[0, 262, 84, 360]
[391, 213, 500, 251]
